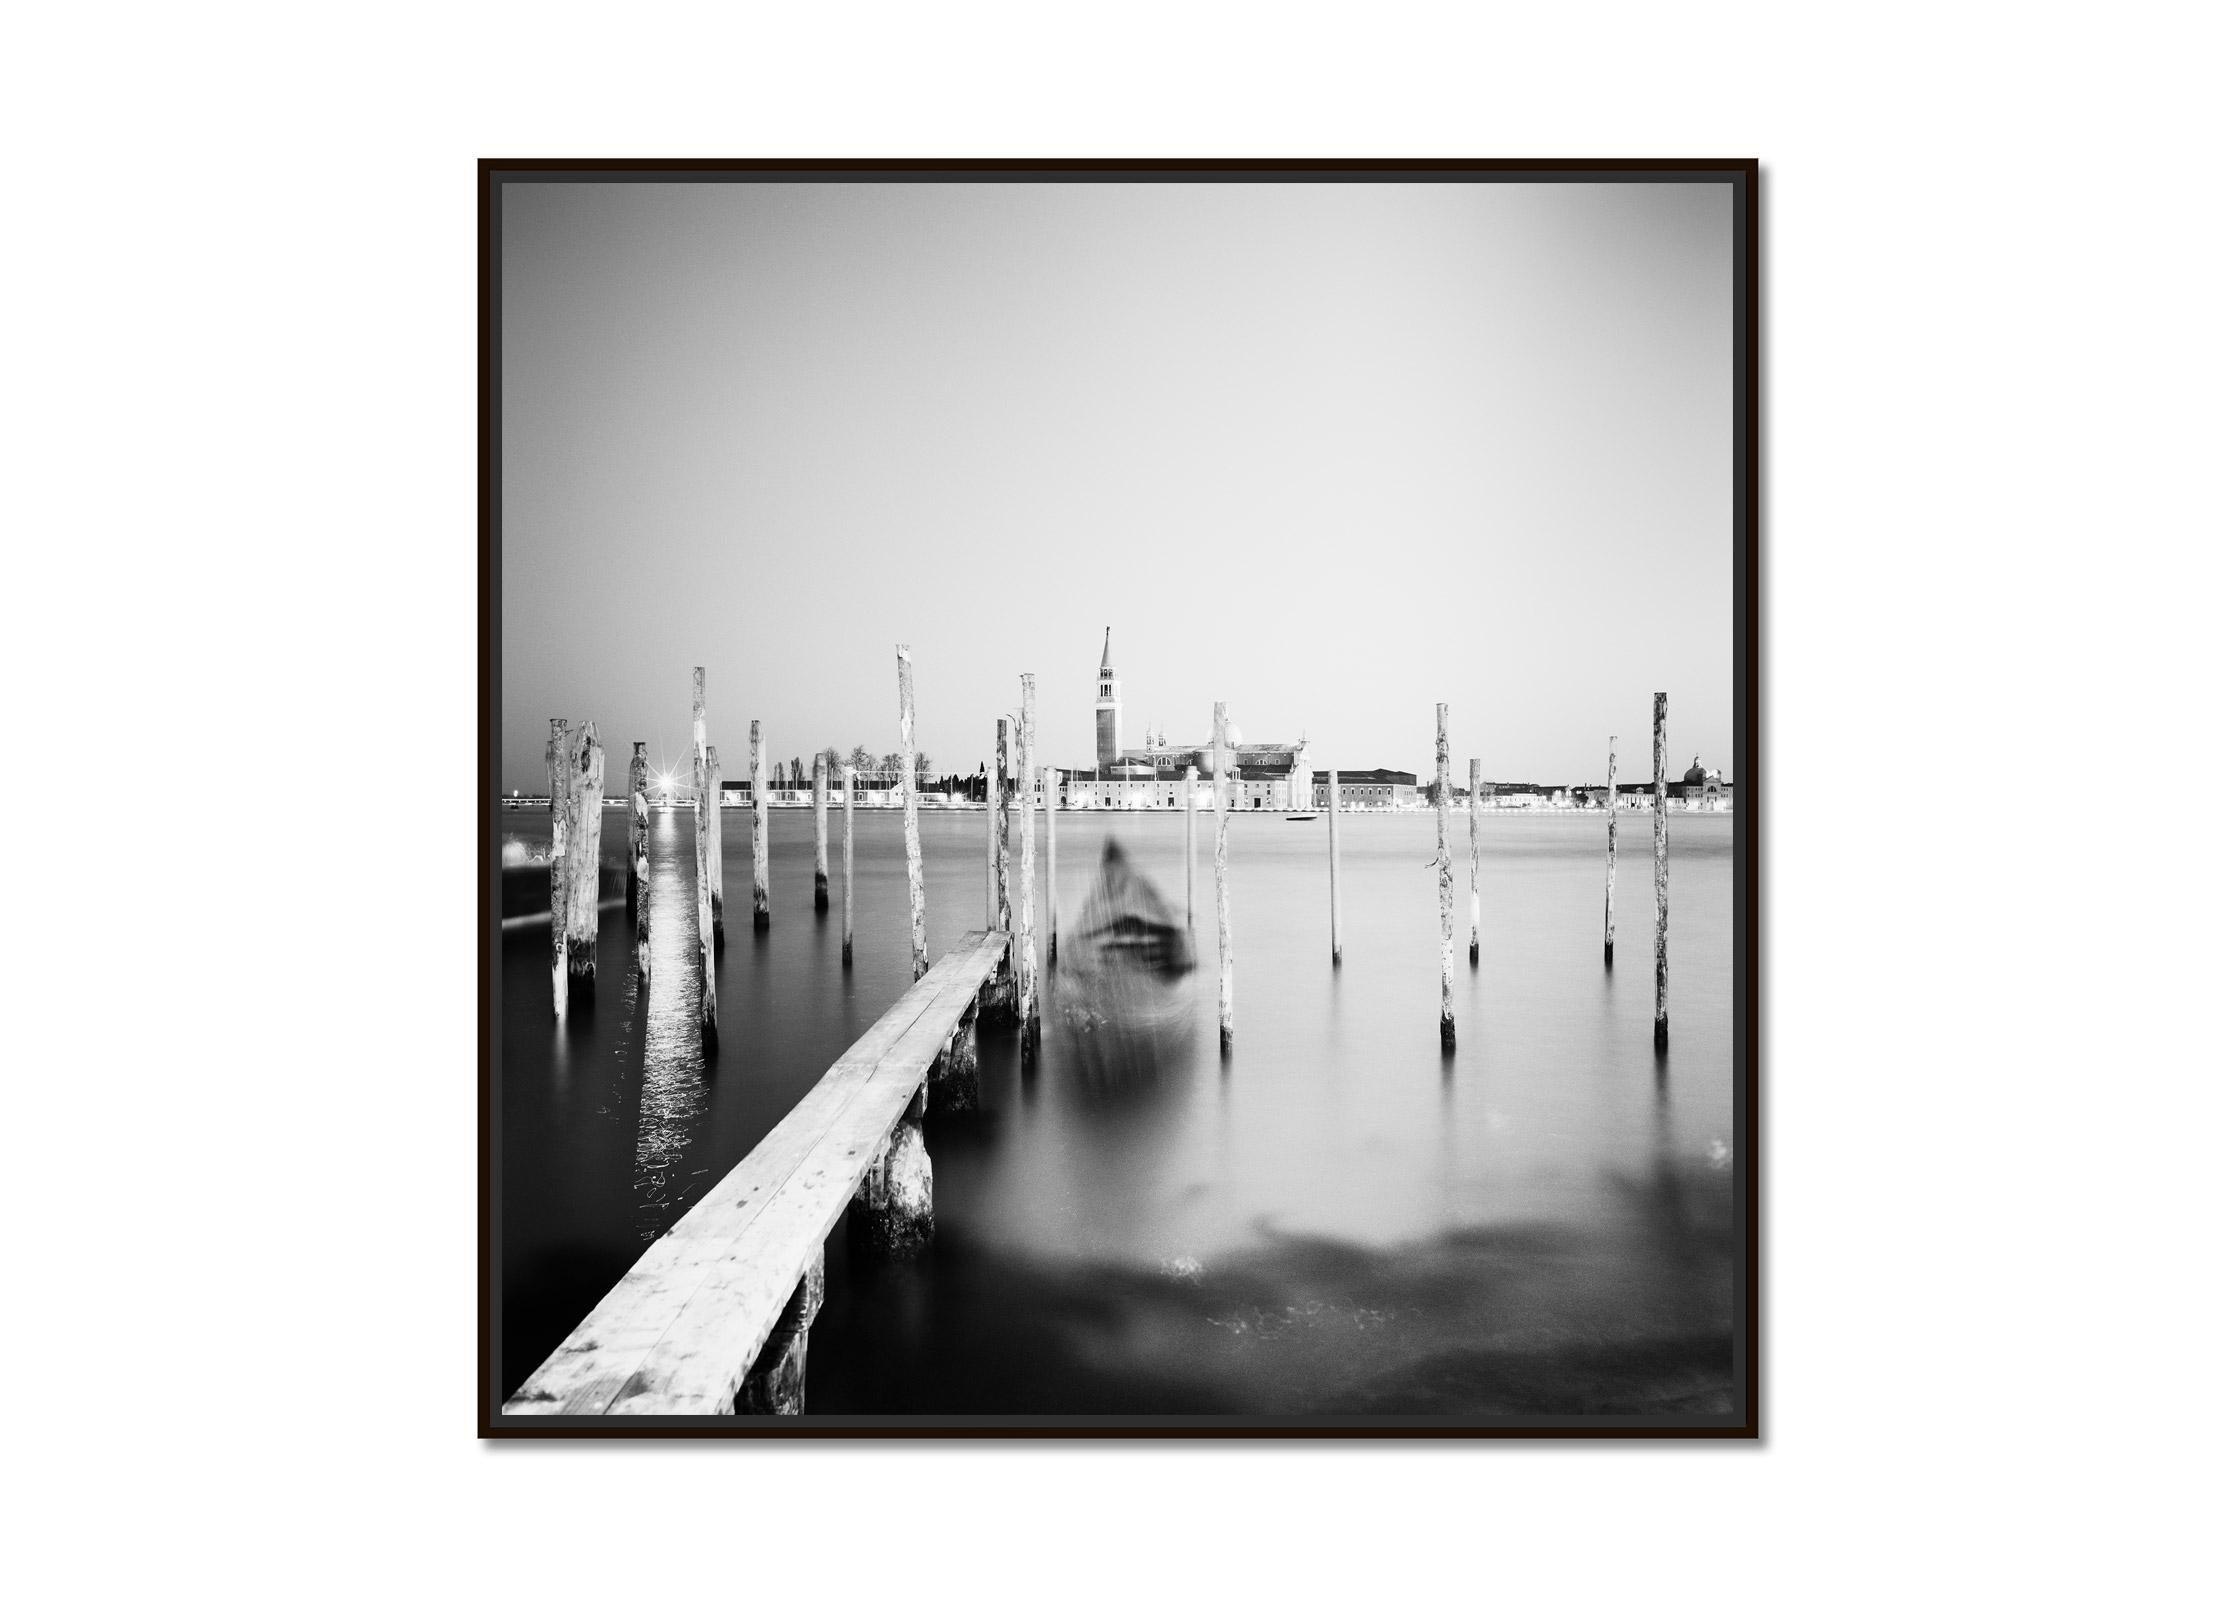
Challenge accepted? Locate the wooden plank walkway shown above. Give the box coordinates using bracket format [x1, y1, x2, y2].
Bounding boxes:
[504, 928, 1009, 1416]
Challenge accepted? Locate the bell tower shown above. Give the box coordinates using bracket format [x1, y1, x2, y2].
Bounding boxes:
[1095, 626, 1122, 774]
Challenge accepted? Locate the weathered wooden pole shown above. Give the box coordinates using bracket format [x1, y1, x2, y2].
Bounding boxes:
[697, 744, 719, 1050]
[1183, 765, 1198, 925]
[896, 647, 929, 980]
[692, 665, 720, 945]
[994, 719, 1015, 936]
[566, 723, 605, 999]
[841, 765, 856, 968]
[988, 718, 1015, 1014]
[1653, 692, 1670, 1049]
[1327, 766, 1342, 963]
[1604, 734, 1618, 967]
[1468, 755, 1483, 968]
[1045, 765, 1059, 966]
[813, 751, 830, 911]
[1213, 702, 1234, 1052]
[547, 717, 570, 1018]
[749, 719, 770, 931]
[1017, 675, 1039, 1051]
[984, 758, 999, 928]
[1436, 704, 1456, 1052]
[630, 741, 651, 980]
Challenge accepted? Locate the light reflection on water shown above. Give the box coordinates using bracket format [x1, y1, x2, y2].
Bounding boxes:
[499, 803, 1737, 1414]
[624, 807, 712, 1237]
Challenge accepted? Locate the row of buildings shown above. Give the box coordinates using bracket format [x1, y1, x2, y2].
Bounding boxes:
[1067, 627, 1733, 811]
[505, 628, 1734, 813]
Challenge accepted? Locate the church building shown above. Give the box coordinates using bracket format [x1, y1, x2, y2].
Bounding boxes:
[1078, 629, 1316, 810]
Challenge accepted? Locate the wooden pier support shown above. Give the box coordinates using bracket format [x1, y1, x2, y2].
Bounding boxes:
[849, 1102, 934, 1256]
[694, 668, 722, 948]
[1653, 692, 1670, 1049]
[1016, 676, 1040, 1053]
[698, 745, 720, 1050]
[1468, 754, 1482, 968]
[813, 751, 830, 911]
[930, 995, 980, 1114]
[1213, 701, 1234, 1052]
[750, 720, 770, 931]
[841, 765, 855, 968]
[1436, 704, 1456, 1052]
[547, 717, 569, 1018]
[1045, 765, 1058, 966]
[1183, 765, 1198, 925]
[630, 741, 651, 980]
[1604, 734, 1618, 967]
[984, 754, 998, 927]
[988, 717, 1016, 1015]
[738, 1254, 824, 1415]
[566, 723, 603, 999]
[1327, 766, 1342, 963]
[897, 647, 928, 981]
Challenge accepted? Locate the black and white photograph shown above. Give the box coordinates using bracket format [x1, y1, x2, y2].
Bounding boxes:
[482, 162, 1757, 1433]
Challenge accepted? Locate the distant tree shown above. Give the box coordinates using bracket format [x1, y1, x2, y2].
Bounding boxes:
[878, 751, 902, 780]
[789, 756, 805, 788]
[847, 744, 874, 783]
[914, 750, 932, 778]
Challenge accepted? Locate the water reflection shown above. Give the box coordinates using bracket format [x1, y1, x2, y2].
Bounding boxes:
[628, 806, 713, 1239]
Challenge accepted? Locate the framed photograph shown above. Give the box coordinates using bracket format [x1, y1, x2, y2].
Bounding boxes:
[480, 159, 1758, 1437]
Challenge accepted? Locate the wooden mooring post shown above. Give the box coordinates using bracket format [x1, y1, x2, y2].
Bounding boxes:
[1436, 704, 1456, 1052]
[898, 647, 929, 981]
[566, 724, 605, 1000]
[841, 766, 856, 968]
[698, 744, 720, 1050]
[990, 717, 1015, 1014]
[1045, 765, 1058, 967]
[692, 666, 707, 768]
[1183, 765, 1198, 925]
[630, 741, 651, 980]
[1653, 692, 1670, 1049]
[990, 757, 1008, 927]
[1213, 701, 1234, 1052]
[1468, 755, 1483, 967]
[813, 750, 830, 911]
[1604, 734, 1618, 967]
[1327, 766, 1342, 963]
[1016, 676, 1040, 1054]
[548, 717, 569, 1018]
[749, 720, 770, 931]
[694, 668, 721, 948]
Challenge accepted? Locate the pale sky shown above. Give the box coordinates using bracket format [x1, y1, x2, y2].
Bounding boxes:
[498, 176, 1737, 791]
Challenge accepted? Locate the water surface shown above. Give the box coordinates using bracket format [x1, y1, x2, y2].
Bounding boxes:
[496, 802, 1737, 1416]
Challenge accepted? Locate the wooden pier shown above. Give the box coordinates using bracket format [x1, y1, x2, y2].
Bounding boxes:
[505, 928, 1011, 1417]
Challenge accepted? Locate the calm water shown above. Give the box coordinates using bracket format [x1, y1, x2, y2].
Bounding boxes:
[496, 802, 1738, 1416]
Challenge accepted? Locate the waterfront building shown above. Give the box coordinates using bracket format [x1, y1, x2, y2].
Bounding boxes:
[1081, 629, 1318, 809]
[1313, 770, 1423, 809]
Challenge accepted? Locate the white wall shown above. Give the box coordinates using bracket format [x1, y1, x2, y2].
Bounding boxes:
[9, 5, 2233, 1598]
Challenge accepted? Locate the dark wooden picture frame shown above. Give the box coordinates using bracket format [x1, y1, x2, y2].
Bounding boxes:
[479, 158, 1759, 1438]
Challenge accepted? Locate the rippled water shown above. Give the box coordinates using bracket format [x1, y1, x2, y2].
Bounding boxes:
[495, 801, 1739, 1416]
